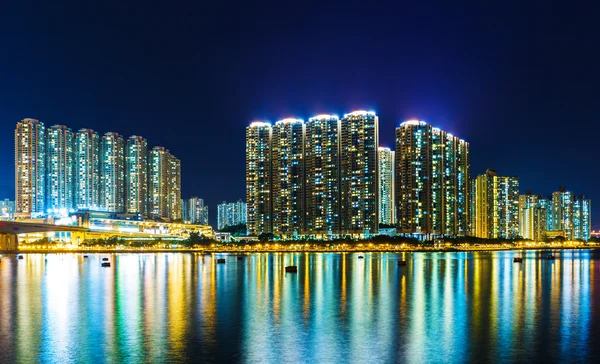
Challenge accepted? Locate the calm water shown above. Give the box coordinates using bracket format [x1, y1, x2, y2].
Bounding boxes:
[1, 251, 600, 363]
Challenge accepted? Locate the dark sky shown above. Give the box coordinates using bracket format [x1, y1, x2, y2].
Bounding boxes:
[1, 1, 598, 228]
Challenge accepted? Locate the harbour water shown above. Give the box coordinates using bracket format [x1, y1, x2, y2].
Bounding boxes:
[0, 250, 599, 363]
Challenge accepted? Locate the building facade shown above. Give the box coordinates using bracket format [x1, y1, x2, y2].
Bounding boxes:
[271, 119, 304, 236]
[168, 156, 182, 220]
[518, 191, 547, 241]
[340, 111, 379, 236]
[0, 199, 15, 220]
[125, 136, 148, 216]
[15, 118, 46, 216]
[395, 121, 469, 238]
[378, 147, 394, 226]
[217, 200, 247, 230]
[185, 197, 208, 225]
[246, 122, 272, 235]
[304, 115, 341, 236]
[74, 129, 100, 210]
[549, 186, 591, 240]
[471, 169, 519, 239]
[100, 132, 125, 212]
[46, 125, 74, 212]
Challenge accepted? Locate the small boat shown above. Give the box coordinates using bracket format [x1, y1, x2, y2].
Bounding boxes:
[398, 260, 407, 266]
[102, 257, 109, 261]
[546, 255, 555, 260]
[101, 262, 111, 267]
[217, 258, 226, 264]
[358, 256, 364, 259]
[83, 255, 89, 258]
[513, 257, 523, 263]
[18, 255, 24, 260]
[285, 266, 298, 273]
[237, 256, 243, 261]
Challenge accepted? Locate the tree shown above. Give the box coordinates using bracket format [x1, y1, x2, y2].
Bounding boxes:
[219, 223, 247, 236]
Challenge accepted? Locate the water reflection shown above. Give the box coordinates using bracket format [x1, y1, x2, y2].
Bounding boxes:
[1, 251, 600, 362]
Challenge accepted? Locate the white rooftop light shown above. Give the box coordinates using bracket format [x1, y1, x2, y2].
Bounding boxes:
[275, 118, 304, 125]
[249, 121, 271, 127]
[343, 110, 376, 117]
[309, 114, 339, 121]
[400, 120, 427, 126]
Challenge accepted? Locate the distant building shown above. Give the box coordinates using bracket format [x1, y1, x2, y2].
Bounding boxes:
[378, 147, 394, 226]
[271, 118, 304, 236]
[149, 146, 181, 220]
[395, 120, 469, 238]
[46, 125, 74, 213]
[304, 115, 340, 236]
[74, 129, 100, 210]
[125, 136, 148, 216]
[0, 199, 15, 220]
[340, 111, 379, 236]
[518, 191, 546, 241]
[185, 197, 208, 225]
[15, 118, 46, 217]
[471, 169, 519, 239]
[217, 200, 247, 230]
[100, 132, 125, 212]
[548, 186, 591, 240]
[246, 122, 272, 235]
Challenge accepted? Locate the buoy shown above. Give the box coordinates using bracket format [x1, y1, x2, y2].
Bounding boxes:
[18, 255, 24, 260]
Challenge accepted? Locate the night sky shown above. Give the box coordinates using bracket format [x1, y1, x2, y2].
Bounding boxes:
[1, 1, 598, 227]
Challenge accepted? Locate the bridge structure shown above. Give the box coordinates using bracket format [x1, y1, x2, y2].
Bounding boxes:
[0, 221, 89, 251]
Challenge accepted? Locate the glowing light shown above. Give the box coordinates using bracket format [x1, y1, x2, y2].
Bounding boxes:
[249, 121, 271, 127]
[309, 114, 339, 121]
[275, 118, 303, 125]
[400, 119, 427, 126]
[344, 110, 376, 117]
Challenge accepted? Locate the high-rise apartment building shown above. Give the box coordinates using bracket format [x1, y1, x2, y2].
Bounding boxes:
[0, 199, 15, 220]
[46, 125, 74, 212]
[149, 146, 181, 220]
[340, 111, 379, 236]
[378, 147, 394, 226]
[185, 197, 208, 225]
[149, 146, 170, 219]
[471, 169, 519, 239]
[15, 118, 46, 216]
[395, 121, 469, 237]
[100, 132, 125, 212]
[126, 136, 148, 216]
[74, 129, 100, 210]
[304, 115, 341, 236]
[549, 186, 591, 240]
[573, 195, 591, 241]
[217, 200, 247, 230]
[271, 119, 304, 236]
[168, 156, 182, 220]
[518, 191, 546, 241]
[246, 122, 272, 235]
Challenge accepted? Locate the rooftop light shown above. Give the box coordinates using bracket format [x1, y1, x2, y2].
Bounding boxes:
[249, 121, 271, 127]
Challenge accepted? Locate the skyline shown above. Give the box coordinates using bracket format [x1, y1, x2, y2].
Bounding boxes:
[7, 111, 596, 228]
[1, 1, 598, 228]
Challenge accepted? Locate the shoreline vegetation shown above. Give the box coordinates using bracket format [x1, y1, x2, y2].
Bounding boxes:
[5, 233, 599, 255]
